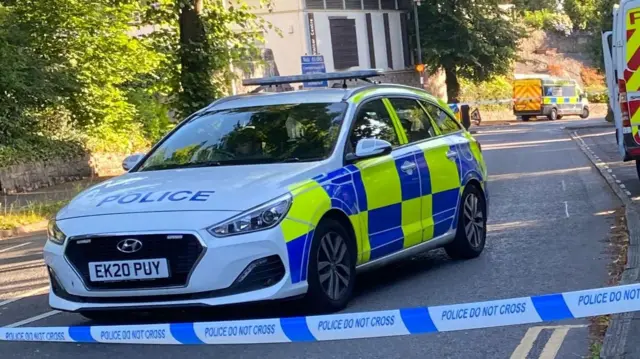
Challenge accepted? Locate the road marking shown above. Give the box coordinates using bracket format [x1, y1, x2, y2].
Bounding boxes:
[0, 285, 49, 307]
[620, 184, 626, 189]
[539, 327, 570, 359]
[0, 242, 31, 253]
[627, 190, 633, 196]
[5, 310, 60, 328]
[564, 201, 569, 218]
[511, 325, 587, 359]
[561, 180, 566, 191]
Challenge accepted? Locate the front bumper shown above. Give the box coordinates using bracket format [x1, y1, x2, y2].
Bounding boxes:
[44, 212, 308, 312]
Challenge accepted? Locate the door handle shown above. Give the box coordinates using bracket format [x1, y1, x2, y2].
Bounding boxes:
[446, 150, 458, 160]
[400, 161, 417, 174]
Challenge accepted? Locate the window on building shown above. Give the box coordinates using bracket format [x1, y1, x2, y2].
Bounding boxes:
[325, 0, 344, 9]
[345, 0, 362, 9]
[329, 18, 360, 69]
[305, 0, 324, 9]
[387, 98, 437, 143]
[419, 101, 461, 134]
[381, 0, 396, 9]
[363, 0, 378, 10]
[349, 100, 400, 151]
[397, 0, 411, 10]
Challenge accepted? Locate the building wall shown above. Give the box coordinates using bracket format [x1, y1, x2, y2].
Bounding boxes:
[306, 11, 407, 73]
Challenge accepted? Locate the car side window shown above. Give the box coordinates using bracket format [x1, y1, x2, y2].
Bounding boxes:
[419, 100, 461, 135]
[387, 98, 437, 143]
[349, 99, 401, 151]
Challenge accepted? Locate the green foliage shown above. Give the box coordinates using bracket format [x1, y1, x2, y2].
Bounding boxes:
[460, 76, 513, 110]
[140, 0, 273, 118]
[563, 0, 597, 30]
[523, 10, 574, 36]
[591, 0, 618, 71]
[511, 0, 558, 11]
[0, 200, 69, 230]
[0, 136, 85, 167]
[417, 0, 523, 100]
[586, 87, 608, 103]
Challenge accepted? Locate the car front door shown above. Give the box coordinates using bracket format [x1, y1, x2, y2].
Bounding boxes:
[346, 98, 422, 263]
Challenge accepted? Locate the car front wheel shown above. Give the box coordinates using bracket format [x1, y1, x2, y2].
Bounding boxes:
[445, 185, 487, 259]
[306, 218, 356, 313]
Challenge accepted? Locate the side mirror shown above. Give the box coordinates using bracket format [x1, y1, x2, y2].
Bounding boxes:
[122, 153, 145, 171]
[346, 138, 393, 162]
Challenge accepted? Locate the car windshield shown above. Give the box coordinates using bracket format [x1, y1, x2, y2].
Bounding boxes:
[137, 102, 347, 171]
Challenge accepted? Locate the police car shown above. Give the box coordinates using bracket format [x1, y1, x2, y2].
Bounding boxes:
[45, 70, 488, 320]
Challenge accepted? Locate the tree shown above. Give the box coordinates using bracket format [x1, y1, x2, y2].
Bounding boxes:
[417, 0, 523, 101]
[141, 0, 273, 118]
[510, 0, 558, 11]
[563, 0, 597, 30]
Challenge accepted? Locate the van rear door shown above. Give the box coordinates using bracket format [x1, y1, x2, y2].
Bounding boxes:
[603, 30, 625, 156]
[620, 0, 640, 148]
[513, 79, 542, 114]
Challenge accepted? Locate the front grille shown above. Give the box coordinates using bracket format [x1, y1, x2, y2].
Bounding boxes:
[64, 234, 203, 290]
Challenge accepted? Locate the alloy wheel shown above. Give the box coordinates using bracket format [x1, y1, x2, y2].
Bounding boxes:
[317, 231, 351, 300]
[463, 193, 485, 248]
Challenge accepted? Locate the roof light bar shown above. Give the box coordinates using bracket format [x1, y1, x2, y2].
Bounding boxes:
[242, 69, 384, 87]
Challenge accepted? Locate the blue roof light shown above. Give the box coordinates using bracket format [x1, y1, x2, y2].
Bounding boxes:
[241, 69, 384, 87]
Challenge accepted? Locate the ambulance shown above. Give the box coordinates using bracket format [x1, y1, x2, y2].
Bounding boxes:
[602, 1, 640, 177]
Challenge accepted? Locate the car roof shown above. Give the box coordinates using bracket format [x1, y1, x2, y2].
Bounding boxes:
[204, 84, 438, 111]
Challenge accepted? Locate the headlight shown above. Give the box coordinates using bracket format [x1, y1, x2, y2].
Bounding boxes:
[208, 194, 292, 237]
[47, 220, 67, 245]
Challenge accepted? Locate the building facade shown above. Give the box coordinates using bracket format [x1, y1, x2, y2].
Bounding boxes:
[243, 0, 414, 77]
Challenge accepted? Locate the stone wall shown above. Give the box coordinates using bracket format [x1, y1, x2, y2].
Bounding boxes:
[0, 152, 128, 195]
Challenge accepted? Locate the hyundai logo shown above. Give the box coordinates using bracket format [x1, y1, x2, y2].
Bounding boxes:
[116, 238, 143, 253]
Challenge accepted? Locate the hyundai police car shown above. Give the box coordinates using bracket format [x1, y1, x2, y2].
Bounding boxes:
[45, 70, 488, 319]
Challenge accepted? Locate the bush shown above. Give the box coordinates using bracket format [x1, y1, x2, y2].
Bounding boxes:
[581, 67, 605, 88]
[459, 76, 513, 111]
[0, 136, 85, 167]
[523, 10, 574, 36]
[586, 90, 608, 104]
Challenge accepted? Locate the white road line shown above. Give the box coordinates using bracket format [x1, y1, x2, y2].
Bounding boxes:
[0, 285, 49, 307]
[0, 242, 32, 254]
[539, 327, 571, 359]
[564, 201, 570, 218]
[510, 327, 543, 359]
[561, 180, 566, 191]
[5, 310, 60, 328]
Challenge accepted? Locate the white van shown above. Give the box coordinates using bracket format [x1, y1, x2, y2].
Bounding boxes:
[603, 1, 640, 178]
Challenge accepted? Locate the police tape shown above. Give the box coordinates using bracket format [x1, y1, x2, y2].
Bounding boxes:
[3, 282, 639, 345]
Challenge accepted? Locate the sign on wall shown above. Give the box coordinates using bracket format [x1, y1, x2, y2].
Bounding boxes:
[301, 55, 328, 88]
[307, 13, 318, 56]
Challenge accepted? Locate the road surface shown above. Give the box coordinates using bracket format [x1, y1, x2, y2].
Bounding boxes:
[0, 118, 622, 358]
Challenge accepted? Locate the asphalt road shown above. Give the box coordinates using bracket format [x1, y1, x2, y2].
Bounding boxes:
[0, 117, 624, 358]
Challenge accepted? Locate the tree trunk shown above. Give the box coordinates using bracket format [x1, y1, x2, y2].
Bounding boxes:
[179, 0, 212, 115]
[444, 65, 460, 103]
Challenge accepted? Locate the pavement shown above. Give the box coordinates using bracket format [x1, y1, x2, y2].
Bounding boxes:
[571, 123, 640, 359]
[0, 117, 626, 358]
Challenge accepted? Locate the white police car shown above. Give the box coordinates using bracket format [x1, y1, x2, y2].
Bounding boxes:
[45, 71, 488, 320]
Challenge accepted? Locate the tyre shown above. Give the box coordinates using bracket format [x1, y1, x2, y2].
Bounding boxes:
[521, 116, 530, 121]
[548, 108, 558, 121]
[580, 107, 590, 119]
[556, 115, 563, 120]
[305, 218, 356, 313]
[445, 185, 487, 260]
[636, 160, 640, 181]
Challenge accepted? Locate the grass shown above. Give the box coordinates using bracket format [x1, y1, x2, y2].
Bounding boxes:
[588, 208, 629, 358]
[0, 200, 69, 230]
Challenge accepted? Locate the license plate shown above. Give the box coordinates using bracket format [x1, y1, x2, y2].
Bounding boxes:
[88, 258, 169, 282]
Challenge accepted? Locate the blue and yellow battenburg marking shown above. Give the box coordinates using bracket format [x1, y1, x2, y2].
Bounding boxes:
[542, 97, 579, 105]
[281, 133, 486, 285]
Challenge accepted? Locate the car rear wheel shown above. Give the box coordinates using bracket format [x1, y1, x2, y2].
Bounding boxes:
[521, 116, 530, 121]
[445, 185, 487, 260]
[306, 218, 356, 313]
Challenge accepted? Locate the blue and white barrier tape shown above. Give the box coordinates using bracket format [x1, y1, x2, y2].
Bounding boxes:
[3, 282, 640, 345]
